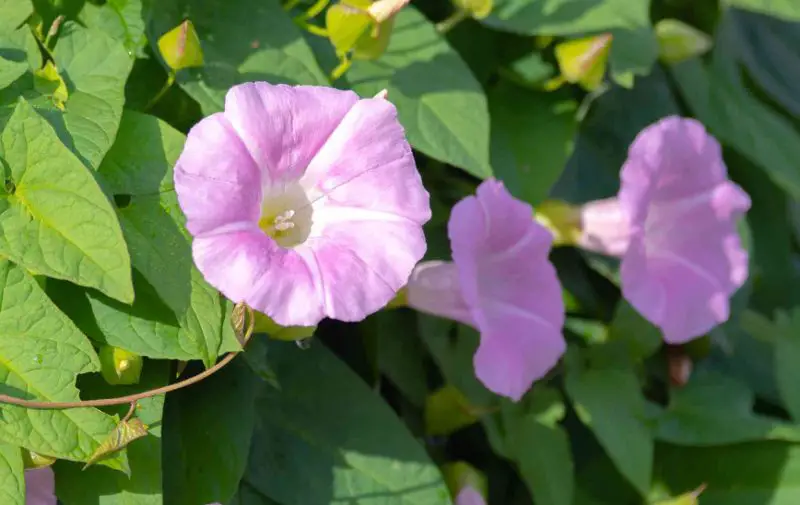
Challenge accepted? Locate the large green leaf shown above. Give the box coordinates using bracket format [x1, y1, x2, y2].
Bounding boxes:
[148, 0, 326, 114]
[0, 98, 133, 303]
[242, 342, 452, 505]
[725, 0, 800, 21]
[347, 7, 492, 179]
[0, 259, 125, 470]
[654, 442, 800, 504]
[483, 0, 657, 85]
[565, 362, 652, 495]
[163, 359, 259, 505]
[371, 310, 429, 407]
[654, 366, 800, 445]
[501, 388, 574, 505]
[49, 22, 133, 169]
[0, 0, 32, 33]
[0, 443, 23, 505]
[54, 364, 169, 505]
[489, 80, 577, 205]
[80, 0, 147, 56]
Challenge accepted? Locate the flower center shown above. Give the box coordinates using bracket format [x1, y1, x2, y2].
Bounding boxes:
[258, 183, 313, 248]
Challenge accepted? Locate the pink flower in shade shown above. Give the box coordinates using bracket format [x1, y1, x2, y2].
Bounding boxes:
[408, 179, 566, 401]
[456, 485, 487, 505]
[578, 116, 751, 344]
[175, 83, 430, 326]
[24, 468, 55, 505]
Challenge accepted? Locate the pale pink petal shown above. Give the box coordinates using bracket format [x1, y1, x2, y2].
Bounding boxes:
[174, 113, 261, 236]
[25, 468, 55, 505]
[224, 83, 359, 188]
[407, 261, 475, 326]
[192, 229, 324, 326]
[578, 197, 630, 256]
[618, 116, 751, 343]
[301, 97, 430, 224]
[449, 179, 566, 400]
[456, 486, 487, 505]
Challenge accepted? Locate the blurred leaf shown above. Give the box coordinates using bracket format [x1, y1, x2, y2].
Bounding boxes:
[0, 98, 133, 302]
[0, 0, 33, 33]
[655, 366, 800, 445]
[655, 19, 712, 64]
[770, 309, 800, 422]
[725, 0, 800, 21]
[0, 443, 24, 505]
[502, 387, 574, 505]
[163, 358, 260, 505]
[425, 384, 482, 436]
[80, 0, 146, 56]
[651, 486, 706, 505]
[654, 442, 800, 504]
[372, 310, 429, 407]
[566, 361, 652, 495]
[55, 364, 169, 504]
[149, 0, 327, 114]
[607, 300, 662, 360]
[157, 19, 204, 71]
[454, 0, 494, 19]
[346, 7, 492, 179]
[0, 259, 126, 471]
[242, 342, 452, 504]
[489, 80, 577, 205]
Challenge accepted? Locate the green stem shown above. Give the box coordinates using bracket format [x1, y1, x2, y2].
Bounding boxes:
[283, 0, 302, 11]
[330, 56, 353, 81]
[144, 72, 175, 112]
[435, 9, 468, 34]
[295, 0, 330, 21]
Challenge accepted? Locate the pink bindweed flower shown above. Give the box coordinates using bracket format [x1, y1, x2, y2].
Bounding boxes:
[456, 485, 487, 505]
[25, 467, 55, 505]
[408, 179, 566, 401]
[175, 83, 431, 326]
[579, 116, 751, 343]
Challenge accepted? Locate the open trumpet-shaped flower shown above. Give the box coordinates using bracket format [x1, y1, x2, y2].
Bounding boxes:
[579, 116, 750, 343]
[175, 83, 430, 326]
[25, 468, 55, 505]
[408, 179, 565, 401]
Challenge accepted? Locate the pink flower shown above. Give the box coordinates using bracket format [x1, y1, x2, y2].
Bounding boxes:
[456, 485, 487, 505]
[175, 83, 430, 326]
[579, 116, 750, 343]
[25, 467, 55, 505]
[408, 179, 566, 401]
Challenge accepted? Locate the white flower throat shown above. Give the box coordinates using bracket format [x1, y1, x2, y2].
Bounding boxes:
[258, 183, 314, 248]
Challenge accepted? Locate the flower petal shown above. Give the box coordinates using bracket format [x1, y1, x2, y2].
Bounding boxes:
[301, 97, 430, 225]
[224, 83, 359, 188]
[618, 116, 751, 343]
[456, 486, 487, 505]
[174, 113, 261, 236]
[449, 179, 566, 400]
[407, 261, 475, 326]
[298, 216, 427, 321]
[192, 228, 325, 326]
[25, 468, 56, 505]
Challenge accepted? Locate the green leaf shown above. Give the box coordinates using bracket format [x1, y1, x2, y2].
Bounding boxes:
[148, 0, 327, 114]
[371, 310, 428, 407]
[502, 388, 574, 505]
[770, 309, 800, 422]
[0, 30, 31, 90]
[0, 259, 125, 471]
[242, 342, 452, 504]
[0, 442, 24, 505]
[565, 362, 652, 495]
[49, 22, 133, 169]
[346, 7, 492, 179]
[425, 385, 481, 436]
[725, 0, 800, 22]
[0, 0, 33, 33]
[0, 98, 133, 302]
[654, 366, 800, 445]
[654, 442, 800, 504]
[483, 0, 657, 85]
[80, 0, 147, 56]
[55, 363, 169, 505]
[607, 300, 662, 360]
[489, 80, 577, 205]
[163, 358, 261, 505]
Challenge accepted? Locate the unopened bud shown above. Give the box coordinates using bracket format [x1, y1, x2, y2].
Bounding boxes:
[655, 19, 712, 65]
[533, 200, 582, 247]
[442, 461, 488, 503]
[547, 33, 612, 92]
[22, 450, 55, 469]
[99, 346, 143, 385]
[367, 0, 410, 23]
[157, 19, 204, 71]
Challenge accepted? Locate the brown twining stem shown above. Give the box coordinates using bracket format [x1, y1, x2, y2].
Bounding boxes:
[122, 401, 137, 422]
[0, 304, 255, 411]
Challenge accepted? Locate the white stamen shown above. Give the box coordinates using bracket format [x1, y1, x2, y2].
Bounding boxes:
[273, 209, 296, 232]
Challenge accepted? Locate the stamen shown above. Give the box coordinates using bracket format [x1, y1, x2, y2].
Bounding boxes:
[273, 209, 296, 232]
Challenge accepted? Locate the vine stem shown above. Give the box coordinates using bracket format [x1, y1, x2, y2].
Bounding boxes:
[0, 305, 255, 411]
[435, 9, 468, 34]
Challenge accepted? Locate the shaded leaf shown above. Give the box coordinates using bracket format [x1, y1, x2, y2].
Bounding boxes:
[425, 384, 481, 436]
[726, 0, 800, 21]
[0, 442, 24, 505]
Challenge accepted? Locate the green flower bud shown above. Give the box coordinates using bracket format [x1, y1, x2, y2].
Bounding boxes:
[99, 346, 143, 385]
